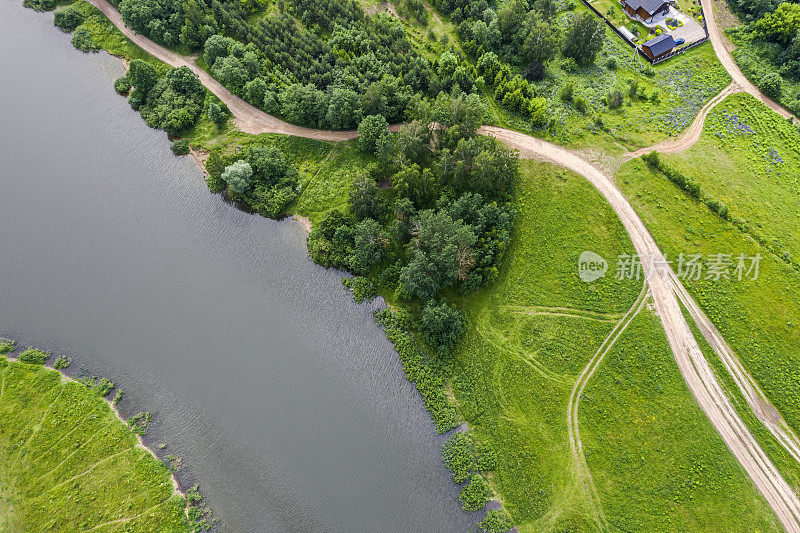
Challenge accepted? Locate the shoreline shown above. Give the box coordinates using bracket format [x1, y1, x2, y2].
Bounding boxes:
[2, 351, 186, 499]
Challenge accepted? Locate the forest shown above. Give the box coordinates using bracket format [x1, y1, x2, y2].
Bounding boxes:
[102, 0, 609, 128]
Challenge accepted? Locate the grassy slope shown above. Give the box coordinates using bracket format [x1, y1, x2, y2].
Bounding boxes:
[581, 308, 779, 532]
[0, 357, 188, 531]
[449, 161, 772, 531]
[616, 154, 800, 491]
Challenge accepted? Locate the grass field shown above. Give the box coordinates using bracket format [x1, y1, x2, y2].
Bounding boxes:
[663, 93, 800, 263]
[447, 160, 774, 531]
[0, 355, 189, 531]
[617, 153, 800, 491]
[581, 308, 780, 532]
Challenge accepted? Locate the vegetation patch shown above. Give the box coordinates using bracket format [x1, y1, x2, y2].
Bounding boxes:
[580, 309, 780, 531]
[0, 357, 190, 530]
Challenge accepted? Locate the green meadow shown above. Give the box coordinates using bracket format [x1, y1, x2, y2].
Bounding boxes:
[0, 356, 189, 531]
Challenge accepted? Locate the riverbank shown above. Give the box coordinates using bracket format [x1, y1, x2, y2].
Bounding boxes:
[15, 0, 800, 528]
[0, 339, 203, 530]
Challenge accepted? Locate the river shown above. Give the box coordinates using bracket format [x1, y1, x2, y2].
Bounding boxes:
[0, 2, 472, 531]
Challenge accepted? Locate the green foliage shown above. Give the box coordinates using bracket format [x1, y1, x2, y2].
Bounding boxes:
[128, 411, 152, 435]
[420, 299, 466, 353]
[374, 309, 460, 432]
[53, 355, 71, 369]
[114, 75, 131, 95]
[82, 377, 116, 397]
[753, 2, 800, 44]
[171, 139, 190, 155]
[53, 6, 84, 32]
[112, 388, 125, 407]
[221, 160, 253, 195]
[207, 102, 226, 127]
[341, 276, 378, 303]
[759, 72, 782, 99]
[442, 431, 476, 483]
[357, 115, 391, 155]
[22, 0, 56, 12]
[70, 26, 99, 53]
[0, 361, 189, 530]
[18, 348, 49, 365]
[349, 174, 387, 222]
[459, 473, 491, 511]
[562, 13, 605, 65]
[350, 218, 389, 273]
[0, 338, 16, 355]
[139, 66, 205, 136]
[479, 508, 514, 532]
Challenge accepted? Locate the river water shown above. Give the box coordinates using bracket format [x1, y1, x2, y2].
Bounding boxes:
[0, 3, 472, 531]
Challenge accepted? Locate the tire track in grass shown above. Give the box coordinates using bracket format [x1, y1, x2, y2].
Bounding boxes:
[566, 283, 650, 529]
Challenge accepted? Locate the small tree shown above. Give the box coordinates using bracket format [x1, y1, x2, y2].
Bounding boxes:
[760, 72, 783, 100]
[562, 13, 605, 65]
[221, 160, 253, 195]
[207, 102, 226, 127]
[349, 174, 386, 221]
[357, 114, 391, 154]
[420, 300, 466, 352]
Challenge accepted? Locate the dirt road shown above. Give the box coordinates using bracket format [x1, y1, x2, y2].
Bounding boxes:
[625, 81, 738, 159]
[85, 0, 800, 528]
[88, 0, 360, 141]
[702, 0, 792, 119]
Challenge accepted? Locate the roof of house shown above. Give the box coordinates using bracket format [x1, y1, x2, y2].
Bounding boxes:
[643, 34, 676, 56]
[623, 0, 668, 15]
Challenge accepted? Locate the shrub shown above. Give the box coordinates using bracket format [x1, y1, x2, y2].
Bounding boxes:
[357, 114, 391, 154]
[221, 160, 253, 195]
[112, 388, 125, 406]
[0, 338, 16, 354]
[342, 276, 378, 303]
[128, 412, 152, 435]
[420, 300, 466, 353]
[23, 0, 56, 11]
[607, 90, 624, 109]
[114, 76, 132, 95]
[479, 508, 513, 532]
[574, 96, 587, 113]
[207, 102, 226, 127]
[459, 474, 491, 511]
[54, 7, 84, 32]
[442, 431, 476, 483]
[53, 355, 71, 369]
[18, 348, 49, 365]
[71, 26, 99, 53]
[374, 309, 461, 432]
[560, 83, 574, 102]
[606, 56, 618, 70]
[474, 441, 498, 471]
[171, 139, 190, 156]
[760, 72, 783, 100]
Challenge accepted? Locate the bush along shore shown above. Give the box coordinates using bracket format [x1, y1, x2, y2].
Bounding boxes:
[0, 337, 215, 532]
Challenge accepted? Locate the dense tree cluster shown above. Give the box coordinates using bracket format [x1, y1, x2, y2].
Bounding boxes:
[111, 0, 479, 128]
[734, 1, 800, 111]
[206, 143, 300, 218]
[118, 60, 206, 135]
[306, 94, 517, 353]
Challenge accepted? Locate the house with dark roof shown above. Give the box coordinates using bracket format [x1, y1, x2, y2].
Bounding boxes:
[621, 0, 670, 20]
[641, 34, 676, 59]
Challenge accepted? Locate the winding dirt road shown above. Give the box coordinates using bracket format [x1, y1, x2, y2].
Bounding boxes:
[86, 0, 800, 529]
[702, 0, 792, 119]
